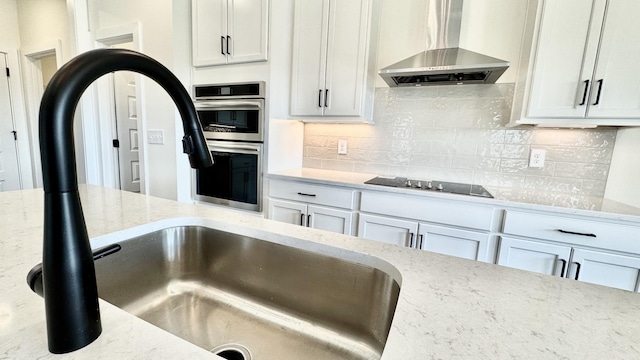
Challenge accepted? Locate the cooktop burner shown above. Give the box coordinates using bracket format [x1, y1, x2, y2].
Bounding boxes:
[364, 176, 494, 198]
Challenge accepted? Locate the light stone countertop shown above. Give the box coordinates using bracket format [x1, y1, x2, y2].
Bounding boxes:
[267, 168, 640, 224]
[2, 185, 640, 359]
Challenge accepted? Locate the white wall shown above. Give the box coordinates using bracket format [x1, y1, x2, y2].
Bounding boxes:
[605, 128, 640, 207]
[459, 0, 530, 84]
[89, 0, 179, 200]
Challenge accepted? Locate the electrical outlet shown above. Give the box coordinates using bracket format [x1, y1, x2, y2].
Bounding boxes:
[338, 139, 348, 155]
[529, 148, 546, 168]
[148, 129, 164, 145]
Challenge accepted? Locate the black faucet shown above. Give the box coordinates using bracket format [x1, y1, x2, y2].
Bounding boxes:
[38, 48, 213, 353]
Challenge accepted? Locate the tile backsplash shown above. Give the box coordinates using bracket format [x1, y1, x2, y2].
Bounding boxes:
[303, 84, 617, 206]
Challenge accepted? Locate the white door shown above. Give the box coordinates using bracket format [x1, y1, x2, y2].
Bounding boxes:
[307, 204, 354, 235]
[418, 223, 493, 262]
[497, 237, 572, 276]
[114, 71, 140, 193]
[570, 248, 640, 292]
[323, 0, 368, 116]
[268, 198, 306, 226]
[192, 0, 228, 66]
[0, 53, 21, 192]
[227, 0, 269, 64]
[290, 0, 329, 116]
[587, 0, 640, 118]
[527, 0, 605, 118]
[357, 213, 417, 247]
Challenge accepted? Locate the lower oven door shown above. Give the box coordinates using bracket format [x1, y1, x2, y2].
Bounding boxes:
[194, 140, 262, 212]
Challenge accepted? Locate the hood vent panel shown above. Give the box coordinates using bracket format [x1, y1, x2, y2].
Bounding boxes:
[379, 1, 510, 87]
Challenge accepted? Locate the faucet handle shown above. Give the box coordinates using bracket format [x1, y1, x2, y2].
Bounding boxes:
[182, 135, 194, 154]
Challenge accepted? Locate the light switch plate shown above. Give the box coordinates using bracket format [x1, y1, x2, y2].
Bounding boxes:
[529, 148, 546, 168]
[338, 139, 348, 155]
[148, 129, 164, 145]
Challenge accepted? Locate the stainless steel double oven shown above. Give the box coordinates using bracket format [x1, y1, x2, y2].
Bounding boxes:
[193, 81, 264, 212]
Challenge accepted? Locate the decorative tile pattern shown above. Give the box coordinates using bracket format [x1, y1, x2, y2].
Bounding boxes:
[303, 83, 617, 198]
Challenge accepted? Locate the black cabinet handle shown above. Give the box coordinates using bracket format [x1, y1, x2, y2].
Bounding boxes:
[221, 36, 225, 55]
[324, 89, 329, 107]
[558, 259, 567, 277]
[300, 214, 304, 226]
[579, 80, 590, 106]
[318, 89, 323, 108]
[307, 214, 311, 228]
[297, 192, 316, 197]
[593, 79, 604, 105]
[408, 232, 414, 248]
[418, 234, 424, 249]
[556, 229, 596, 238]
[226, 35, 231, 55]
[573, 262, 582, 280]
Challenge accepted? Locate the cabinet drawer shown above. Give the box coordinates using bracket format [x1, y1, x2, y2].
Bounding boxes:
[360, 192, 497, 231]
[503, 210, 640, 254]
[269, 180, 356, 210]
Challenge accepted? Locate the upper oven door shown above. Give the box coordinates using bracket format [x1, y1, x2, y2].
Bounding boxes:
[195, 99, 264, 142]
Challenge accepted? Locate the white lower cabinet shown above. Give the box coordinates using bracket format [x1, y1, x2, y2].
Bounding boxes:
[268, 180, 356, 235]
[497, 237, 572, 276]
[569, 249, 640, 292]
[357, 214, 495, 262]
[498, 237, 640, 292]
[357, 214, 417, 247]
[269, 199, 354, 235]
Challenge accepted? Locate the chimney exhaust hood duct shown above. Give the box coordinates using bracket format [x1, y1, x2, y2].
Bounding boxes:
[379, 0, 509, 87]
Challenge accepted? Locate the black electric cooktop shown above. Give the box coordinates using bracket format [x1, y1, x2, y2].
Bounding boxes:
[364, 176, 494, 199]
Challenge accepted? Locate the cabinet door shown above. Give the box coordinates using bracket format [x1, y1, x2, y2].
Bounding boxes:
[290, 0, 329, 116]
[497, 237, 572, 276]
[227, 0, 269, 64]
[323, 0, 369, 116]
[570, 249, 640, 292]
[418, 224, 494, 263]
[308, 205, 354, 235]
[192, 0, 228, 66]
[357, 213, 417, 247]
[527, 0, 605, 118]
[587, 0, 640, 118]
[268, 199, 306, 226]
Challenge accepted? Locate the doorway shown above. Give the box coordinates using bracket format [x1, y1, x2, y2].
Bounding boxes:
[0, 52, 22, 192]
[112, 67, 140, 193]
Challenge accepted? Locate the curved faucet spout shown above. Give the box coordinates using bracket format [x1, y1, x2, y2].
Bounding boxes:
[38, 48, 212, 354]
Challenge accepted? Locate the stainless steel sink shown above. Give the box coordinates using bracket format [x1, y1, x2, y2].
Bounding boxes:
[93, 226, 400, 360]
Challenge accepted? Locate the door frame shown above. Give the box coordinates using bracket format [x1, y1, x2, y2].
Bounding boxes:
[21, 40, 64, 189]
[92, 22, 147, 193]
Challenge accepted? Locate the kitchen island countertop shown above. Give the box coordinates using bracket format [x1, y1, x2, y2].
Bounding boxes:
[1, 185, 640, 359]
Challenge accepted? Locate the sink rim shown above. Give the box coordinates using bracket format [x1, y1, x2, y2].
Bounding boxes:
[89, 217, 403, 287]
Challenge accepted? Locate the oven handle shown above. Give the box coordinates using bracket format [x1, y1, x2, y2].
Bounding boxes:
[195, 100, 263, 109]
[206, 142, 261, 153]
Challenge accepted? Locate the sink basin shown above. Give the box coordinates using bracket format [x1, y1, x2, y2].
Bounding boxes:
[92, 225, 400, 360]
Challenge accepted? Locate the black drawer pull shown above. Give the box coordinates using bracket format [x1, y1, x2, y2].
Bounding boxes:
[297, 192, 316, 197]
[556, 229, 596, 238]
[573, 262, 582, 280]
[408, 232, 414, 248]
[300, 214, 304, 226]
[307, 214, 311, 227]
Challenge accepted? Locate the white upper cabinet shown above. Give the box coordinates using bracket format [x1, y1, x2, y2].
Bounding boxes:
[192, 0, 269, 67]
[290, 0, 380, 122]
[516, 0, 640, 126]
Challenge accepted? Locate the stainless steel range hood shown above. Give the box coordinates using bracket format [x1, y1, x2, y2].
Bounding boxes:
[379, 0, 509, 87]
